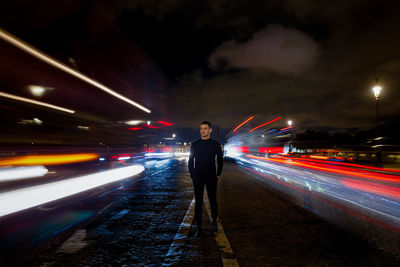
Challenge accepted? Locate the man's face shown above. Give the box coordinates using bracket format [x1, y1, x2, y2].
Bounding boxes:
[200, 124, 212, 138]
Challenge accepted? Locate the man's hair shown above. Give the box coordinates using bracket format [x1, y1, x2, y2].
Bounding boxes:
[200, 121, 212, 128]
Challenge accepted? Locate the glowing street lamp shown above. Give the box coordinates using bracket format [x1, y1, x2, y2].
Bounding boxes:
[172, 134, 176, 138]
[287, 120, 294, 152]
[29, 85, 46, 96]
[372, 83, 382, 167]
[372, 85, 382, 99]
[372, 84, 382, 137]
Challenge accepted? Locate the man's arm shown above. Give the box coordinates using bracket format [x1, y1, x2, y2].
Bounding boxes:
[216, 142, 223, 177]
[188, 143, 195, 178]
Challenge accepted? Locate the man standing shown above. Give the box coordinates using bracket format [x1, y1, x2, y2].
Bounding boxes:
[188, 121, 223, 238]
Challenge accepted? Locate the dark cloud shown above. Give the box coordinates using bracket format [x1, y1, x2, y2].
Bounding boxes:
[209, 24, 319, 75]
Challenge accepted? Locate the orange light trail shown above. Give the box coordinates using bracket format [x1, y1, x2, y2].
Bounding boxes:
[233, 116, 254, 132]
[259, 147, 284, 154]
[0, 153, 99, 166]
[249, 117, 281, 132]
[246, 155, 400, 183]
[274, 154, 400, 178]
[308, 155, 330, 160]
[279, 155, 400, 174]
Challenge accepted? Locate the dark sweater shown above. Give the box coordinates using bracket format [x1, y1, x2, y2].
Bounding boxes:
[188, 138, 223, 180]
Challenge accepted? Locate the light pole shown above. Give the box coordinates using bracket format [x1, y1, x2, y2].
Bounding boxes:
[372, 84, 382, 167]
[288, 120, 293, 153]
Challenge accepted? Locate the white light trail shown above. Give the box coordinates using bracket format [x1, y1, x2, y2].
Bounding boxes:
[145, 152, 173, 158]
[117, 156, 131, 160]
[77, 125, 90, 130]
[126, 120, 144, 125]
[0, 28, 151, 113]
[0, 166, 48, 182]
[0, 164, 144, 218]
[0, 91, 75, 114]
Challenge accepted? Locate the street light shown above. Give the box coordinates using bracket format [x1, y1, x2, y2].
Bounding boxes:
[29, 85, 46, 96]
[372, 84, 382, 137]
[172, 134, 176, 138]
[372, 85, 382, 99]
[288, 120, 293, 152]
[372, 84, 382, 167]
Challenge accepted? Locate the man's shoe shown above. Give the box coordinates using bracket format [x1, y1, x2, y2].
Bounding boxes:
[212, 222, 218, 233]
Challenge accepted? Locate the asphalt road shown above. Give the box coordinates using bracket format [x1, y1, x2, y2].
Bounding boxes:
[219, 160, 400, 266]
[1, 158, 399, 266]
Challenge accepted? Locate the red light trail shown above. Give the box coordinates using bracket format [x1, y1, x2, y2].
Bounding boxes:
[249, 117, 281, 132]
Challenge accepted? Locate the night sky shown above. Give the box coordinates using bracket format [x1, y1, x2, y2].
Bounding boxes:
[1, 0, 400, 137]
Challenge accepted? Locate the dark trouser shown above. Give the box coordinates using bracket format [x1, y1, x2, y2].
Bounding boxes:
[192, 177, 218, 227]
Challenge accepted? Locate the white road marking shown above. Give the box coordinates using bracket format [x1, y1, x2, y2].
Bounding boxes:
[163, 198, 195, 266]
[205, 198, 240, 267]
[56, 229, 88, 254]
